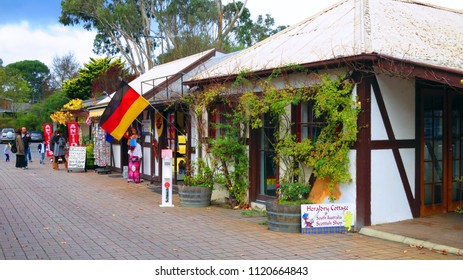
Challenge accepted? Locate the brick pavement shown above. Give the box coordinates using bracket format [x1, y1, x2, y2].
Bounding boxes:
[0, 148, 461, 260]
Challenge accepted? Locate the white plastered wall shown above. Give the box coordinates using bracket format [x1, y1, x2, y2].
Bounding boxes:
[142, 146, 149, 176]
[319, 151, 357, 205]
[370, 74, 415, 224]
[112, 143, 121, 168]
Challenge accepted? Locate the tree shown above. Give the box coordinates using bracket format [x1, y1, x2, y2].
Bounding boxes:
[0, 66, 31, 111]
[60, 0, 161, 75]
[59, 0, 282, 75]
[17, 90, 71, 131]
[62, 57, 129, 100]
[5, 60, 50, 103]
[231, 12, 287, 49]
[50, 52, 81, 90]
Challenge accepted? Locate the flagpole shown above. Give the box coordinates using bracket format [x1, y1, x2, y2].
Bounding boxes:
[102, 82, 187, 138]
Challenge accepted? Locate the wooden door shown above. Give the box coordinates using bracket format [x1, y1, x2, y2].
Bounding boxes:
[421, 87, 463, 215]
[421, 90, 447, 215]
[448, 95, 463, 211]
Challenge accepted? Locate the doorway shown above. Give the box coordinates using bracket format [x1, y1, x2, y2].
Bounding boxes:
[259, 114, 278, 197]
[420, 85, 463, 215]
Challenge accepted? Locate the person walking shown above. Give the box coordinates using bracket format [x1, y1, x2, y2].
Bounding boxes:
[15, 129, 27, 169]
[37, 140, 46, 165]
[21, 127, 31, 167]
[4, 142, 10, 162]
[127, 138, 142, 183]
[50, 129, 67, 170]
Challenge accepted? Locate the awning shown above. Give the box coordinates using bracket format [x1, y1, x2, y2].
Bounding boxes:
[88, 108, 105, 118]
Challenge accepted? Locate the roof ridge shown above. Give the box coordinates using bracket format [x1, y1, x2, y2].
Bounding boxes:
[359, 0, 371, 54]
[394, 0, 463, 14]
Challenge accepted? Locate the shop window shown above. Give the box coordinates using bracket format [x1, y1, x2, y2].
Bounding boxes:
[296, 101, 327, 143]
[208, 103, 232, 139]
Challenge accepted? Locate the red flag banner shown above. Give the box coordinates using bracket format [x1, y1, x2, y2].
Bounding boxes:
[43, 123, 53, 157]
[99, 81, 150, 141]
[67, 122, 79, 147]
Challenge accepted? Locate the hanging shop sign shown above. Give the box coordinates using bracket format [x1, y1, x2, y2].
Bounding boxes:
[155, 112, 164, 137]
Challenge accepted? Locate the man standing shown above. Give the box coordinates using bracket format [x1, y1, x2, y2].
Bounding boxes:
[21, 127, 31, 169]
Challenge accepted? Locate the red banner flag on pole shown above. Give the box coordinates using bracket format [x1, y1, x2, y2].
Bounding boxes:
[43, 123, 53, 157]
[67, 122, 79, 147]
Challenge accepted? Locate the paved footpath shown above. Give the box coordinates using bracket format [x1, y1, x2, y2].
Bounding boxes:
[0, 148, 461, 260]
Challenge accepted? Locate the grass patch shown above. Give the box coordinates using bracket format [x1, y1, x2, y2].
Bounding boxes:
[241, 209, 267, 217]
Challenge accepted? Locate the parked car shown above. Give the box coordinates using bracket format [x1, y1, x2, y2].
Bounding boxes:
[29, 131, 44, 142]
[0, 128, 15, 143]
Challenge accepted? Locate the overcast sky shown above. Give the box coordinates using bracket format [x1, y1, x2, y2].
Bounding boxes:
[1, 0, 462, 68]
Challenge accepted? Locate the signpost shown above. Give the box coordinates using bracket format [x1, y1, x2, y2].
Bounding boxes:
[300, 203, 355, 234]
[160, 149, 174, 207]
[67, 146, 87, 172]
[43, 123, 53, 157]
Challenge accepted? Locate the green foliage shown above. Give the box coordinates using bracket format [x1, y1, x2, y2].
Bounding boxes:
[62, 57, 126, 100]
[305, 76, 360, 188]
[238, 70, 360, 203]
[0, 116, 16, 129]
[231, 7, 287, 49]
[5, 60, 50, 103]
[86, 142, 95, 168]
[16, 111, 41, 131]
[276, 182, 311, 205]
[210, 110, 249, 206]
[185, 69, 359, 206]
[184, 158, 215, 188]
[182, 84, 249, 206]
[42, 90, 70, 115]
[241, 209, 267, 217]
[60, 0, 285, 72]
[0, 66, 31, 104]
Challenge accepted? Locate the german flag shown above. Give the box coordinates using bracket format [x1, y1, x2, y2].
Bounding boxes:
[99, 81, 149, 140]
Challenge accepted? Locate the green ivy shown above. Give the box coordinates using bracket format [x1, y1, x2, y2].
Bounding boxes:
[182, 70, 360, 206]
[183, 158, 215, 188]
[209, 109, 249, 206]
[239, 71, 360, 203]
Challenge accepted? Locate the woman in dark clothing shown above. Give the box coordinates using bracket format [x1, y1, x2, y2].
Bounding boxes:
[15, 128, 26, 169]
[50, 129, 67, 170]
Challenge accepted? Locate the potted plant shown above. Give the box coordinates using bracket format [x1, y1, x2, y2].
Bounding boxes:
[179, 158, 215, 207]
[265, 180, 312, 233]
[265, 136, 314, 233]
[181, 85, 249, 208]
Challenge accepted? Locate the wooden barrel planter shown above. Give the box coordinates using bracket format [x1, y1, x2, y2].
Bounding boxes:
[266, 201, 301, 233]
[178, 185, 212, 207]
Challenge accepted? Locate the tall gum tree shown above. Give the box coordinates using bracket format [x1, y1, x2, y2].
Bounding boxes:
[59, 0, 256, 75]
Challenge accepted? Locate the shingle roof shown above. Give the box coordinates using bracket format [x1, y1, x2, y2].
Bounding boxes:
[189, 0, 463, 82]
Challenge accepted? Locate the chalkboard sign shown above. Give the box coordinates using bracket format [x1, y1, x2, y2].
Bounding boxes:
[67, 146, 87, 172]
